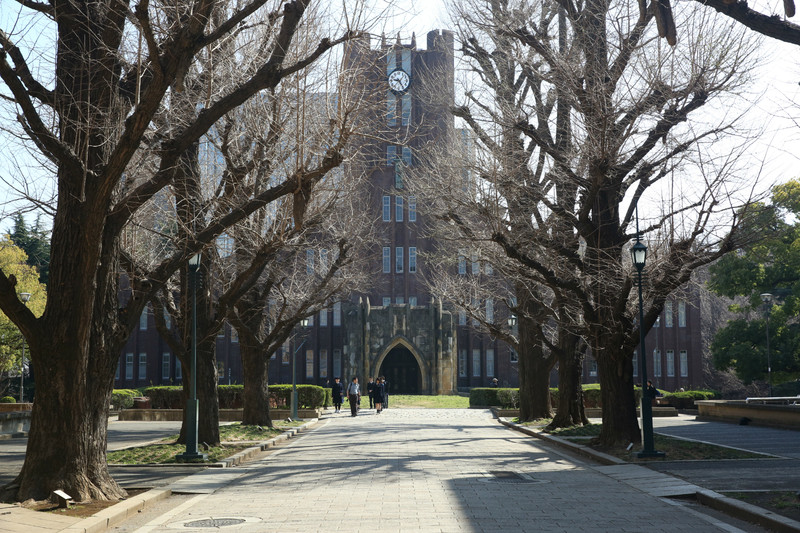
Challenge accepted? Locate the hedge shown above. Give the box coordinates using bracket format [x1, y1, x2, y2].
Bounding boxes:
[111, 389, 138, 410]
[0, 396, 15, 403]
[137, 384, 327, 409]
[773, 381, 800, 397]
[469, 384, 643, 409]
[661, 390, 717, 409]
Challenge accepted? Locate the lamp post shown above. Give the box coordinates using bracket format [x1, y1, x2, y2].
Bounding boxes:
[631, 239, 664, 458]
[760, 293, 773, 397]
[18, 292, 30, 403]
[177, 254, 206, 462]
[291, 317, 310, 420]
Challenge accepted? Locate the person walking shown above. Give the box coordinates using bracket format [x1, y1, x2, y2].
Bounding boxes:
[373, 377, 385, 414]
[347, 377, 361, 417]
[367, 377, 375, 409]
[331, 377, 344, 413]
[381, 376, 389, 409]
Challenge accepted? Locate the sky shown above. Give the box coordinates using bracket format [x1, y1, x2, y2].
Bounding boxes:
[0, 0, 798, 230]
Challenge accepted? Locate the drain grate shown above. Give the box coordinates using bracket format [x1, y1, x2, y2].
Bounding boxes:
[481, 470, 547, 484]
[184, 518, 247, 528]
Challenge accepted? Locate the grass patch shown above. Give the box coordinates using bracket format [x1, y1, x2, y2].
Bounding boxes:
[361, 395, 470, 408]
[518, 418, 552, 427]
[107, 422, 302, 465]
[724, 492, 800, 522]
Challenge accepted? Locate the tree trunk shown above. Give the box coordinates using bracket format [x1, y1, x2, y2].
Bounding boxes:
[240, 336, 273, 427]
[596, 338, 641, 446]
[517, 294, 554, 421]
[549, 328, 587, 429]
[178, 337, 220, 446]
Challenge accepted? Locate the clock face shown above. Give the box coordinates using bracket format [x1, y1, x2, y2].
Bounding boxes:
[388, 69, 410, 92]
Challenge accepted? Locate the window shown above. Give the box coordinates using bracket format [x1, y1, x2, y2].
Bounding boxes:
[402, 146, 412, 166]
[320, 308, 327, 327]
[409, 247, 417, 273]
[459, 309, 466, 326]
[485, 262, 493, 275]
[115, 360, 120, 381]
[383, 196, 391, 222]
[333, 302, 342, 326]
[458, 250, 466, 275]
[409, 296, 417, 306]
[305, 350, 314, 379]
[319, 349, 328, 378]
[282, 340, 290, 365]
[383, 247, 391, 273]
[471, 252, 480, 274]
[653, 350, 662, 377]
[320, 248, 329, 271]
[459, 350, 468, 377]
[486, 299, 494, 323]
[510, 349, 518, 363]
[138, 353, 147, 381]
[231, 327, 238, 343]
[665, 300, 673, 328]
[139, 308, 148, 330]
[164, 307, 171, 329]
[395, 163, 404, 189]
[401, 93, 411, 125]
[678, 300, 686, 327]
[396, 196, 403, 222]
[633, 352, 638, 377]
[486, 349, 495, 377]
[387, 145, 397, 166]
[306, 249, 314, 274]
[667, 350, 675, 377]
[472, 349, 481, 377]
[333, 349, 342, 379]
[125, 353, 134, 380]
[589, 360, 598, 377]
[175, 358, 182, 379]
[383, 297, 391, 306]
[395, 247, 403, 273]
[472, 298, 479, 326]
[396, 296, 404, 304]
[217, 324, 225, 338]
[680, 350, 688, 377]
[162, 353, 170, 381]
[387, 92, 397, 126]
[409, 196, 417, 222]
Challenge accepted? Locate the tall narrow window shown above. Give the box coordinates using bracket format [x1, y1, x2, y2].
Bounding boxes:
[139, 307, 148, 330]
[486, 349, 495, 377]
[387, 92, 397, 126]
[409, 196, 417, 222]
[472, 349, 481, 377]
[320, 248, 329, 271]
[409, 296, 417, 306]
[396, 247, 404, 273]
[162, 353, 171, 381]
[319, 349, 328, 378]
[320, 308, 327, 327]
[402, 146, 412, 166]
[383, 195, 391, 222]
[678, 300, 686, 327]
[396, 196, 404, 222]
[333, 349, 342, 379]
[395, 296, 404, 304]
[115, 360, 120, 381]
[333, 302, 342, 326]
[125, 353, 134, 380]
[164, 307, 171, 329]
[665, 300, 673, 327]
[472, 298, 479, 326]
[653, 350, 662, 377]
[383, 247, 391, 273]
[395, 163, 404, 189]
[486, 298, 494, 323]
[138, 353, 147, 381]
[471, 252, 479, 274]
[401, 93, 411, 125]
[459, 309, 466, 326]
[383, 297, 391, 306]
[306, 249, 314, 274]
[510, 349, 518, 363]
[589, 360, 598, 377]
[680, 350, 688, 377]
[231, 328, 238, 343]
[409, 247, 417, 273]
[459, 350, 468, 377]
[305, 349, 314, 379]
[666, 350, 675, 377]
[633, 352, 638, 377]
[175, 358, 182, 379]
[386, 145, 397, 166]
[458, 249, 466, 275]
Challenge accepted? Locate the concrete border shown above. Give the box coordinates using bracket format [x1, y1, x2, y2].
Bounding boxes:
[498, 417, 800, 533]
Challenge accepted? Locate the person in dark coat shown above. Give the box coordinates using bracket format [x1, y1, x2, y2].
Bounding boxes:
[331, 377, 344, 413]
[373, 377, 385, 414]
[381, 376, 388, 409]
[366, 377, 375, 409]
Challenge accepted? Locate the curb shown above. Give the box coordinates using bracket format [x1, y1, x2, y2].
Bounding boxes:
[498, 417, 800, 533]
[62, 419, 319, 533]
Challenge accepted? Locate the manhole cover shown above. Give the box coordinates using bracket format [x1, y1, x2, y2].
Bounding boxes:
[480, 470, 548, 484]
[184, 518, 246, 528]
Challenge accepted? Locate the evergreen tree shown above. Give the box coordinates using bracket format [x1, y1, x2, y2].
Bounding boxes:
[8, 215, 50, 287]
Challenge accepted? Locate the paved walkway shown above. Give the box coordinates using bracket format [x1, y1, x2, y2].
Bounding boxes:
[113, 409, 766, 533]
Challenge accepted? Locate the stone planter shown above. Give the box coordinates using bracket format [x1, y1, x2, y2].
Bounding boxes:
[118, 407, 321, 422]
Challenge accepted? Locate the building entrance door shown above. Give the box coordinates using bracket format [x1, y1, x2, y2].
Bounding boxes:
[378, 346, 421, 394]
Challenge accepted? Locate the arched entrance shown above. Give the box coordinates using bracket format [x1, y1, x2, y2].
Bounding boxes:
[378, 345, 422, 394]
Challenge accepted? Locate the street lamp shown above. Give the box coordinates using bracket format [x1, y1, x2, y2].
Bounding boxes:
[177, 254, 206, 462]
[18, 292, 30, 403]
[291, 317, 310, 420]
[630, 238, 664, 458]
[760, 293, 773, 397]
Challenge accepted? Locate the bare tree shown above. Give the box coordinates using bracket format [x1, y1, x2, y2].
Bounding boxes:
[0, 0, 363, 502]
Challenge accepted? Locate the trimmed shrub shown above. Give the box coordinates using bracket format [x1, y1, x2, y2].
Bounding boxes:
[0, 396, 16, 403]
[267, 384, 326, 409]
[323, 388, 332, 408]
[497, 388, 519, 409]
[773, 381, 800, 397]
[218, 385, 244, 409]
[142, 386, 183, 409]
[661, 390, 717, 409]
[111, 389, 137, 410]
[469, 388, 506, 407]
[582, 384, 602, 408]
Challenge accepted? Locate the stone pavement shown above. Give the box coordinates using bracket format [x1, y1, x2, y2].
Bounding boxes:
[109, 409, 774, 533]
[1, 409, 798, 533]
